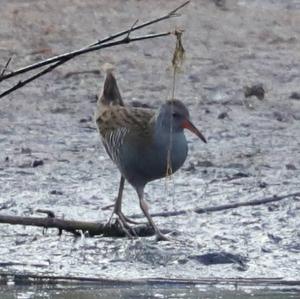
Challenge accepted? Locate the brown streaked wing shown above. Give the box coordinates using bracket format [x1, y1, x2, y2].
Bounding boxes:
[96, 106, 155, 138]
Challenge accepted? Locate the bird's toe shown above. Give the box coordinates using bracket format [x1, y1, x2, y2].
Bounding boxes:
[155, 231, 171, 242]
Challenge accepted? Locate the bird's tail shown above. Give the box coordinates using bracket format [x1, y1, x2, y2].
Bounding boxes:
[98, 67, 124, 107]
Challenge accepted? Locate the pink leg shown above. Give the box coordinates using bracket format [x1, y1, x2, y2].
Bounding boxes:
[136, 187, 169, 241]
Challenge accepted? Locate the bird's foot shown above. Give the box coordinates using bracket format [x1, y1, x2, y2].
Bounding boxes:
[155, 231, 170, 242]
[106, 210, 138, 238]
[106, 210, 145, 226]
[120, 213, 147, 225]
[115, 218, 136, 239]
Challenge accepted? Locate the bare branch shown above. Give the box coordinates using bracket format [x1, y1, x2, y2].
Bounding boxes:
[0, 58, 67, 99]
[0, 31, 171, 99]
[168, 0, 190, 17]
[0, 1, 189, 83]
[0, 213, 161, 237]
[89, 0, 189, 47]
[131, 192, 300, 218]
[125, 19, 139, 41]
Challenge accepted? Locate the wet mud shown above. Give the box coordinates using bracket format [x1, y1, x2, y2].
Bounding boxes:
[0, 0, 299, 283]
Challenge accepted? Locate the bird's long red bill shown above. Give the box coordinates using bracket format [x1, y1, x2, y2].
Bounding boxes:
[182, 119, 207, 143]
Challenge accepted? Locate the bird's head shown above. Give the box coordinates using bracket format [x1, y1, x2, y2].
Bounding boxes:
[157, 100, 207, 143]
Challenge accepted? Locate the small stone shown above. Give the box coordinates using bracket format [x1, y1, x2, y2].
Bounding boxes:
[233, 172, 249, 178]
[49, 190, 63, 195]
[218, 112, 228, 119]
[273, 111, 285, 122]
[259, 181, 268, 188]
[177, 258, 188, 265]
[79, 116, 92, 123]
[289, 92, 300, 100]
[286, 163, 297, 170]
[189, 252, 248, 269]
[244, 83, 265, 100]
[32, 159, 44, 167]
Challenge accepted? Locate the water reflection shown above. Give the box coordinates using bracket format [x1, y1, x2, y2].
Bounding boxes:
[0, 285, 298, 299]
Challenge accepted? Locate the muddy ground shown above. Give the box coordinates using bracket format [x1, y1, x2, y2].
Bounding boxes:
[0, 0, 300, 284]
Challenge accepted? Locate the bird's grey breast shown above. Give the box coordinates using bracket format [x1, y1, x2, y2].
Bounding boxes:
[153, 131, 188, 175]
[119, 129, 188, 186]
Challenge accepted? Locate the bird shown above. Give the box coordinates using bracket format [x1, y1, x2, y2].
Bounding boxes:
[95, 71, 207, 241]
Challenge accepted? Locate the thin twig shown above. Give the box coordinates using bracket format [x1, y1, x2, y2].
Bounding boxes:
[125, 19, 139, 41]
[0, 57, 12, 78]
[131, 192, 300, 218]
[0, 31, 170, 99]
[0, 1, 190, 83]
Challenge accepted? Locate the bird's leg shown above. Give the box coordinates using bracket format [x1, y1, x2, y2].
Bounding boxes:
[115, 218, 134, 239]
[107, 176, 144, 229]
[107, 175, 126, 225]
[105, 176, 135, 237]
[113, 176, 145, 225]
[137, 187, 169, 241]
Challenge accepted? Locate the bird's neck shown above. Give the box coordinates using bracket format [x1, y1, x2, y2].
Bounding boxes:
[153, 117, 185, 149]
[151, 116, 188, 176]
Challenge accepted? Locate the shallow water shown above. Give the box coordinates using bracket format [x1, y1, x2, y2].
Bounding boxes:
[0, 285, 299, 299]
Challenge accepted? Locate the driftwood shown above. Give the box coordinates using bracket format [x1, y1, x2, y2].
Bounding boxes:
[0, 1, 190, 99]
[0, 213, 158, 238]
[0, 273, 299, 289]
[0, 192, 299, 238]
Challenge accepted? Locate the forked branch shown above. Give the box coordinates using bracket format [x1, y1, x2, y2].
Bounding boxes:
[0, 1, 190, 85]
[0, 32, 171, 99]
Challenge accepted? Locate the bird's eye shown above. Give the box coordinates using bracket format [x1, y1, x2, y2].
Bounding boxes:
[172, 112, 180, 118]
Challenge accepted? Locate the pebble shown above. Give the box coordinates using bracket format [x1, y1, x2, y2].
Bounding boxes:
[244, 83, 265, 100]
[286, 163, 297, 170]
[32, 160, 44, 167]
[218, 111, 229, 119]
[289, 92, 300, 100]
[49, 190, 63, 195]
